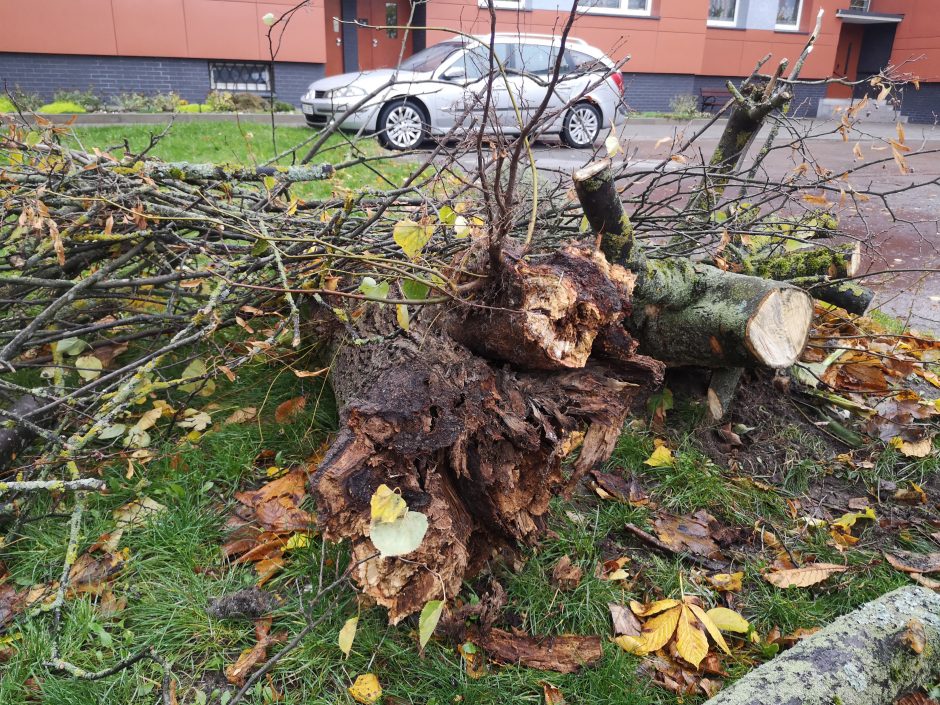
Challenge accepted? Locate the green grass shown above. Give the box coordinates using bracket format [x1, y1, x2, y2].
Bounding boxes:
[64, 122, 419, 200]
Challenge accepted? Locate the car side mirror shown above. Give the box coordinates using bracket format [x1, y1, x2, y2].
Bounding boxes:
[442, 66, 466, 82]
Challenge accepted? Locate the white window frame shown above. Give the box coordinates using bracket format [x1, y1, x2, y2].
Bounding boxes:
[775, 0, 803, 30]
[477, 0, 523, 10]
[579, 0, 652, 18]
[209, 62, 270, 92]
[706, 0, 739, 27]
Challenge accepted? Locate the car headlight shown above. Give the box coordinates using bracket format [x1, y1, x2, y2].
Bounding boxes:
[332, 85, 367, 98]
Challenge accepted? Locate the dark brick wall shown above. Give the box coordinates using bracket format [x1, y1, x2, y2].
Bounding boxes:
[0, 53, 323, 107]
[621, 72, 826, 118]
[891, 83, 939, 125]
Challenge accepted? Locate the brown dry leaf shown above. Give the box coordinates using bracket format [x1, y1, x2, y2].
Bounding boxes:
[909, 573, 940, 590]
[894, 482, 928, 505]
[895, 692, 940, 705]
[885, 550, 940, 574]
[802, 193, 831, 207]
[224, 407, 258, 425]
[764, 563, 847, 588]
[292, 368, 329, 378]
[609, 603, 642, 637]
[113, 496, 166, 528]
[653, 510, 725, 561]
[542, 683, 568, 705]
[69, 549, 127, 595]
[225, 618, 287, 686]
[853, 142, 864, 161]
[479, 628, 602, 674]
[706, 572, 743, 592]
[0, 583, 22, 627]
[551, 556, 583, 591]
[273, 396, 307, 424]
[590, 470, 648, 505]
[898, 437, 933, 458]
[903, 619, 926, 654]
[596, 556, 630, 581]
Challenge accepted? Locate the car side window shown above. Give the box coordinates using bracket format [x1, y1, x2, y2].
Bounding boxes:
[462, 43, 511, 81]
[565, 49, 603, 75]
[514, 44, 552, 76]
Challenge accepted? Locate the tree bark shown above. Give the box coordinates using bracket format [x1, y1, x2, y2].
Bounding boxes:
[311, 247, 663, 622]
[704, 586, 940, 705]
[573, 160, 813, 369]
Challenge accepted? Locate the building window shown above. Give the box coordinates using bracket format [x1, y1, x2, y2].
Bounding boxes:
[776, 0, 802, 29]
[209, 62, 270, 92]
[581, 0, 652, 16]
[476, 0, 523, 10]
[385, 2, 398, 37]
[707, 0, 738, 27]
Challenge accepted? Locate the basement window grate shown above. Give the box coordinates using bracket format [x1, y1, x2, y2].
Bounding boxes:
[209, 62, 271, 92]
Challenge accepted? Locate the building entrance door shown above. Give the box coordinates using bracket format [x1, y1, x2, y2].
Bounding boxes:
[355, 0, 412, 70]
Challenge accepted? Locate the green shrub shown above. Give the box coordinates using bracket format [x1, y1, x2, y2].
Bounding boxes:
[669, 93, 701, 119]
[205, 91, 236, 112]
[273, 100, 296, 113]
[37, 101, 86, 114]
[8, 87, 42, 111]
[53, 88, 102, 112]
[231, 92, 268, 111]
[150, 92, 183, 112]
[175, 103, 210, 113]
[0, 96, 15, 113]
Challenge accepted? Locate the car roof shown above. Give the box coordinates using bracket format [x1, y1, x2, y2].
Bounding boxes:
[464, 33, 606, 59]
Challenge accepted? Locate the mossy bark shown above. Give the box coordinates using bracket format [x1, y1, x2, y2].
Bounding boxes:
[705, 586, 940, 705]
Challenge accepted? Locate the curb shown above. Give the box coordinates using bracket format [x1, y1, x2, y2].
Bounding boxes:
[5, 112, 310, 127]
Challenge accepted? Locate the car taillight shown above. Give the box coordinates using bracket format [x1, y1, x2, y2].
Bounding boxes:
[610, 71, 624, 95]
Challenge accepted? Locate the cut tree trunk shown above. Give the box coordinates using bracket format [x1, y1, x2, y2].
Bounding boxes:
[311, 246, 663, 622]
[573, 160, 813, 369]
[704, 586, 940, 705]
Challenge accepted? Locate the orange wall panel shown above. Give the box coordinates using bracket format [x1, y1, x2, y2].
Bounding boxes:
[257, 2, 326, 63]
[184, 0, 266, 60]
[871, 0, 940, 80]
[113, 0, 189, 58]
[0, 0, 118, 55]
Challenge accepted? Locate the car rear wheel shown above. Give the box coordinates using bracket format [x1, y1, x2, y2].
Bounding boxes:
[378, 99, 428, 150]
[561, 102, 602, 149]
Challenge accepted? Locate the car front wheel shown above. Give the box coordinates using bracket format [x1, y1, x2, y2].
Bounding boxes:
[561, 102, 602, 149]
[378, 100, 428, 150]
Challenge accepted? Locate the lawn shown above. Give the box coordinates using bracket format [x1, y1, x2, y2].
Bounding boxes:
[1, 124, 938, 705]
[63, 122, 420, 200]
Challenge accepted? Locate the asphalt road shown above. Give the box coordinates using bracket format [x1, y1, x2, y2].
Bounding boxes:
[525, 118, 940, 330]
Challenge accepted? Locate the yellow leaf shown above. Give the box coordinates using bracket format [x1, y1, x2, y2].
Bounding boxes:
[370, 484, 408, 524]
[630, 598, 681, 617]
[638, 605, 681, 653]
[802, 193, 831, 207]
[706, 572, 743, 592]
[899, 437, 932, 458]
[643, 445, 673, 468]
[393, 219, 433, 259]
[764, 563, 847, 588]
[687, 603, 730, 655]
[831, 507, 876, 531]
[704, 607, 750, 633]
[338, 616, 358, 657]
[613, 634, 646, 655]
[675, 606, 709, 668]
[284, 533, 309, 550]
[396, 303, 410, 331]
[348, 673, 382, 704]
[853, 142, 864, 161]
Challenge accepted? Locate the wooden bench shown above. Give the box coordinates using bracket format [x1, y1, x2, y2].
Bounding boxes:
[700, 87, 733, 113]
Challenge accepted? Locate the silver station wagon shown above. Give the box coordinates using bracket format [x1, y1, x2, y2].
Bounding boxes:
[301, 34, 625, 150]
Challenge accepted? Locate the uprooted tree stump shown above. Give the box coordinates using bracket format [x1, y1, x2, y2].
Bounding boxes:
[704, 586, 940, 705]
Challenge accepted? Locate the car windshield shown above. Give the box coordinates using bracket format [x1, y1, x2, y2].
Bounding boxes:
[399, 41, 463, 72]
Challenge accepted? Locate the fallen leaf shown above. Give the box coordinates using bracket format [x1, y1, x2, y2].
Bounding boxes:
[273, 396, 306, 424]
[419, 599, 444, 649]
[885, 550, 940, 574]
[542, 682, 568, 705]
[703, 607, 749, 634]
[705, 572, 743, 592]
[644, 445, 674, 468]
[339, 615, 358, 657]
[894, 692, 940, 705]
[349, 673, 382, 704]
[369, 510, 428, 557]
[653, 510, 725, 561]
[370, 484, 408, 524]
[764, 563, 847, 588]
[113, 496, 166, 528]
[551, 556, 583, 591]
[292, 368, 328, 378]
[675, 605, 709, 668]
[903, 619, 926, 654]
[479, 629, 602, 674]
[898, 437, 933, 458]
[909, 573, 940, 590]
[894, 482, 928, 505]
[224, 407, 258, 425]
[609, 603, 642, 636]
